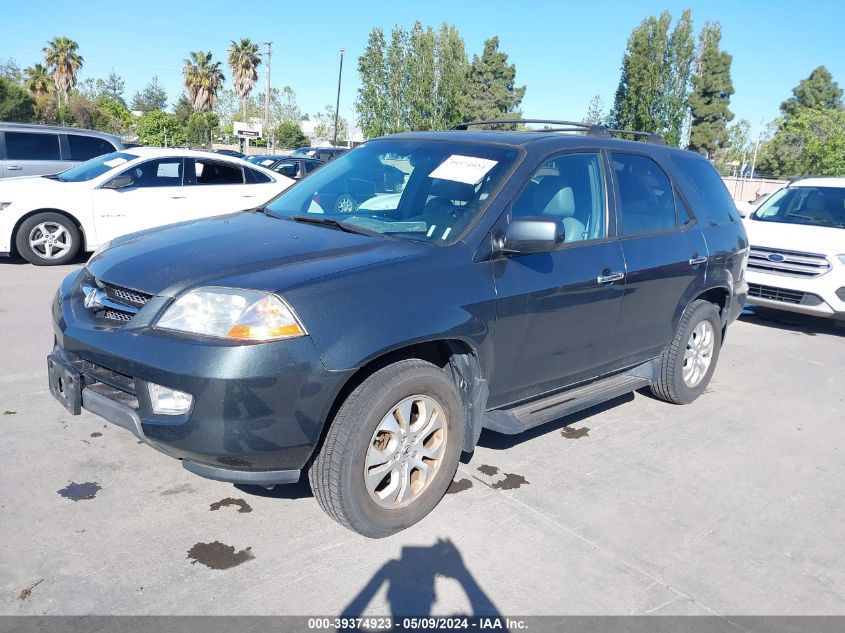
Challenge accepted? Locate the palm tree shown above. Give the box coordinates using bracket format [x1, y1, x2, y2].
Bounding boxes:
[183, 51, 225, 112]
[24, 63, 53, 100]
[43, 36, 83, 108]
[227, 38, 261, 120]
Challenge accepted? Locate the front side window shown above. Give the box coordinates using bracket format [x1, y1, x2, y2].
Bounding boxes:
[5, 132, 60, 160]
[274, 162, 298, 179]
[264, 139, 519, 245]
[118, 158, 183, 188]
[192, 159, 244, 185]
[56, 151, 138, 182]
[511, 152, 607, 242]
[753, 186, 845, 229]
[613, 153, 677, 235]
[67, 135, 116, 161]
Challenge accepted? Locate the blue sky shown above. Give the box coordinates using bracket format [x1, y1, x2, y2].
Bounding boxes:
[3, 0, 844, 137]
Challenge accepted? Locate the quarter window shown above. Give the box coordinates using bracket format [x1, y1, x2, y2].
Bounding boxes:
[671, 154, 739, 225]
[5, 132, 61, 160]
[67, 135, 116, 161]
[192, 159, 244, 185]
[612, 154, 677, 235]
[511, 152, 607, 242]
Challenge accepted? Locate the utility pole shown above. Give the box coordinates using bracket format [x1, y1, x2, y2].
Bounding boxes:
[333, 48, 344, 146]
[750, 117, 765, 181]
[263, 41, 272, 151]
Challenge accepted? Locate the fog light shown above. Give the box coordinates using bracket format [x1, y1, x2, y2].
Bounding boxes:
[148, 382, 193, 415]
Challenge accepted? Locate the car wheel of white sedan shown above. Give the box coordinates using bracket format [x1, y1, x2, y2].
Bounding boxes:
[16, 212, 81, 266]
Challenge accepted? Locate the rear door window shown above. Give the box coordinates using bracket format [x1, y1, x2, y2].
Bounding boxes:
[5, 132, 61, 160]
[612, 153, 677, 235]
[190, 159, 244, 185]
[67, 135, 116, 161]
[274, 162, 299, 179]
[671, 154, 739, 225]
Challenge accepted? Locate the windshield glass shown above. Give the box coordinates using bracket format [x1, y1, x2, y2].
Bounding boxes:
[56, 151, 138, 182]
[264, 139, 518, 245]
[753, 186, 845, 228]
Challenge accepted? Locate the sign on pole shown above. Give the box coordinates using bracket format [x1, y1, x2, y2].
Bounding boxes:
[234, 121, 263, 139]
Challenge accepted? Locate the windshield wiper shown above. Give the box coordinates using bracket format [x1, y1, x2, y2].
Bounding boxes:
[288, 215, 382, 237]
[42, 174, 65, 181]
[786, 213, 845, 228]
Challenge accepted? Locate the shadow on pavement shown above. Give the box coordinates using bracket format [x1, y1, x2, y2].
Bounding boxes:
[739, 305, 844, 337]
[341, 538, 502, 622]
[235, 473, 313, 500]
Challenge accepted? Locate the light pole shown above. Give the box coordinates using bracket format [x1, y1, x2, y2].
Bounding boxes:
[333, 48, 345, 147]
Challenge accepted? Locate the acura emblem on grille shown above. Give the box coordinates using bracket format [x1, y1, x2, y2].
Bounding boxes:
[84, 288, 106, 310]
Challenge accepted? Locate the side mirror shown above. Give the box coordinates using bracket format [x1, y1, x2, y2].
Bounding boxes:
[501, 217, 565, 255]
[103, 174, 135, 190]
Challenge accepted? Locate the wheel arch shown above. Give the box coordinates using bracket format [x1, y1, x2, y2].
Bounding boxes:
[11, 208, 87, 256]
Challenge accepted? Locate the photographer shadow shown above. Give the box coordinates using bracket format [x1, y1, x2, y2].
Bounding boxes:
[341, 538, 504, 625]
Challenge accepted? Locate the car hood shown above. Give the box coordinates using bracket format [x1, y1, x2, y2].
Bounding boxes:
[0, 175, 81, 195]
[86, 211, 425, 297]
[743, 217, 845, 256]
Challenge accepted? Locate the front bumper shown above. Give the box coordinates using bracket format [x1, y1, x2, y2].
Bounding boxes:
[745, 268, 845, 318]
[50, 268, 353, 484]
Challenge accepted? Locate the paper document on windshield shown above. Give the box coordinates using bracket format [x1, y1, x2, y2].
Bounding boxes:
[428, 155, 497, 185]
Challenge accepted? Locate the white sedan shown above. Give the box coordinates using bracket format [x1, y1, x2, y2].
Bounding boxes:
[0, 148, 293, 265]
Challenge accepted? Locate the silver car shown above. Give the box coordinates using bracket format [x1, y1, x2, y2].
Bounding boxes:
[0, 123, 124, 179]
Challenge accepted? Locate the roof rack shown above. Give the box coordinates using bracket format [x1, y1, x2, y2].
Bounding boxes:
[451, 119, 666, 146]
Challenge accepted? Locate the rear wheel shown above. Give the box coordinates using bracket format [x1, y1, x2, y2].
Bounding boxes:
[651, 299, 722, 404]
[310, 359, 465, 538]
[16, 212, 81, 266]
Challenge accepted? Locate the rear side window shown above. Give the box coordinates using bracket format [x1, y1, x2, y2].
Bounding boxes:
[5, 132, 61, 160]
[274, 162, 298, 179]
[245, 167, 272, 184]
[192, 159, 243, 185]
[67, 135, 116, 161]
[612, 154, 677, 235]
[672, 154, 739, 225]
[303, 161, 320, 174]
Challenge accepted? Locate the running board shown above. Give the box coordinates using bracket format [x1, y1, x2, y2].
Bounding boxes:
[482, 359, 658, 435]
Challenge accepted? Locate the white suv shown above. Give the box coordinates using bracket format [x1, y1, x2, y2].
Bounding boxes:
[743, 177, 845, 320]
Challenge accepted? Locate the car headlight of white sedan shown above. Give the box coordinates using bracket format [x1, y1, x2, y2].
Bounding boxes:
[156, 287, 307, 342]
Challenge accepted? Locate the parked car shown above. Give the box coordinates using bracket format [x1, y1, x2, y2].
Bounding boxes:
[47, 120, 748, 537]
[735, 191, 773, 218]
[248, 155, 324, 180]
[743, 177, 845, 320]
[211, 149, 245, 158]
[291, 146, 348, 161]
[0, 148, 292, 265]
[0, 122, 123, 179]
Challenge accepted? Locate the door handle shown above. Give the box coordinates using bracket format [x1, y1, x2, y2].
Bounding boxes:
[689, 255, 707, 265]
[242, 194, 257, 198]
[6, 165, 22, 171]
[169, 195, 187, 199]
[597, 271, 625, 284]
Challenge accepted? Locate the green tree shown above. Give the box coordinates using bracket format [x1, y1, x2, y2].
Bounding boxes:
[0, 77, 34, 122]
[0, 57, 23, 83]
[662, 9, 695, 146]
[173, 92, 194, 126]
[583, 94, 608, 126]
[464, 36, 525, 125]
[135, 109, 186, 146]
[131, 75, 167, 112]
[385, 26, 410, 132]
[183, 51, 224, 112]
[780, 66, 843, 116]
[227, 38, 261, 120]
[24, 63, 52, 100]
[720, 118, 752, 175]
[688, 22, 734, 159]
[758, 108, 845, 178]
[313, 104, 349, 143]
[186, 111, 219, 147]
[275, 120, 308, 148]
[103, 69, 125, 105]
[43, 36, 83, 109]
[356, 27, 389, 138]
[434, 23, 468, 130]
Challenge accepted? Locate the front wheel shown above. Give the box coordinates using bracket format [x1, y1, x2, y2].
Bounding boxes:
[15, 212, 81, 266]
[310, 359, 465, 538]
[651, 299, 723, 405]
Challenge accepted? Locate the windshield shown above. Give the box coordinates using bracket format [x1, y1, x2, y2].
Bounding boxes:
[55, 151, 138, 182]
[263, 139, 518, 245]
[753, 186, 845, 228]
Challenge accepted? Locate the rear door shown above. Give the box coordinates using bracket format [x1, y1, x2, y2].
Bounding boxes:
[65, 134, 118, 163]
[184, 157, 271, 217]
[91, 157, 187, 243]
[611, 152, 708, 366]
[1, 131, 63, 178]
[489, 151, 627, 408]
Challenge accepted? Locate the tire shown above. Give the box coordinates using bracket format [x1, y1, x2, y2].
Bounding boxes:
[333, 194, 358, 214]
[310, 359, 465, 538]
[15, 212, 81, 266]
[650, 299, 723, 405]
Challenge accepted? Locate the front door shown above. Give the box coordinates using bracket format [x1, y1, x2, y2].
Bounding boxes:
[91, 157, 187, 243]
[489, 151, 626, 408]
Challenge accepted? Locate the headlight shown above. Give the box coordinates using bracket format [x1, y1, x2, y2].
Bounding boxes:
[90, 240, 113, 260]
[838, 254, 845, 266]
[156, 287, 306, 342]
[0, 202, 11, 210]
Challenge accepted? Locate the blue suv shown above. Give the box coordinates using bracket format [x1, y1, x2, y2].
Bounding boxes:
[48, 120, 748, 537]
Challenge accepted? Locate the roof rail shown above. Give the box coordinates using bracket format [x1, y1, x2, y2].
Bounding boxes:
[451, 119, 666, 146]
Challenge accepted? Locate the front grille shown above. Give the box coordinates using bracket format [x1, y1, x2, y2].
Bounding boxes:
[748, 246, 830, 278]
[80, 273, 152, 325]
[748, 283, 823, 306]
[102, 282, 151, 307]
[102, 309, 134, 322]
